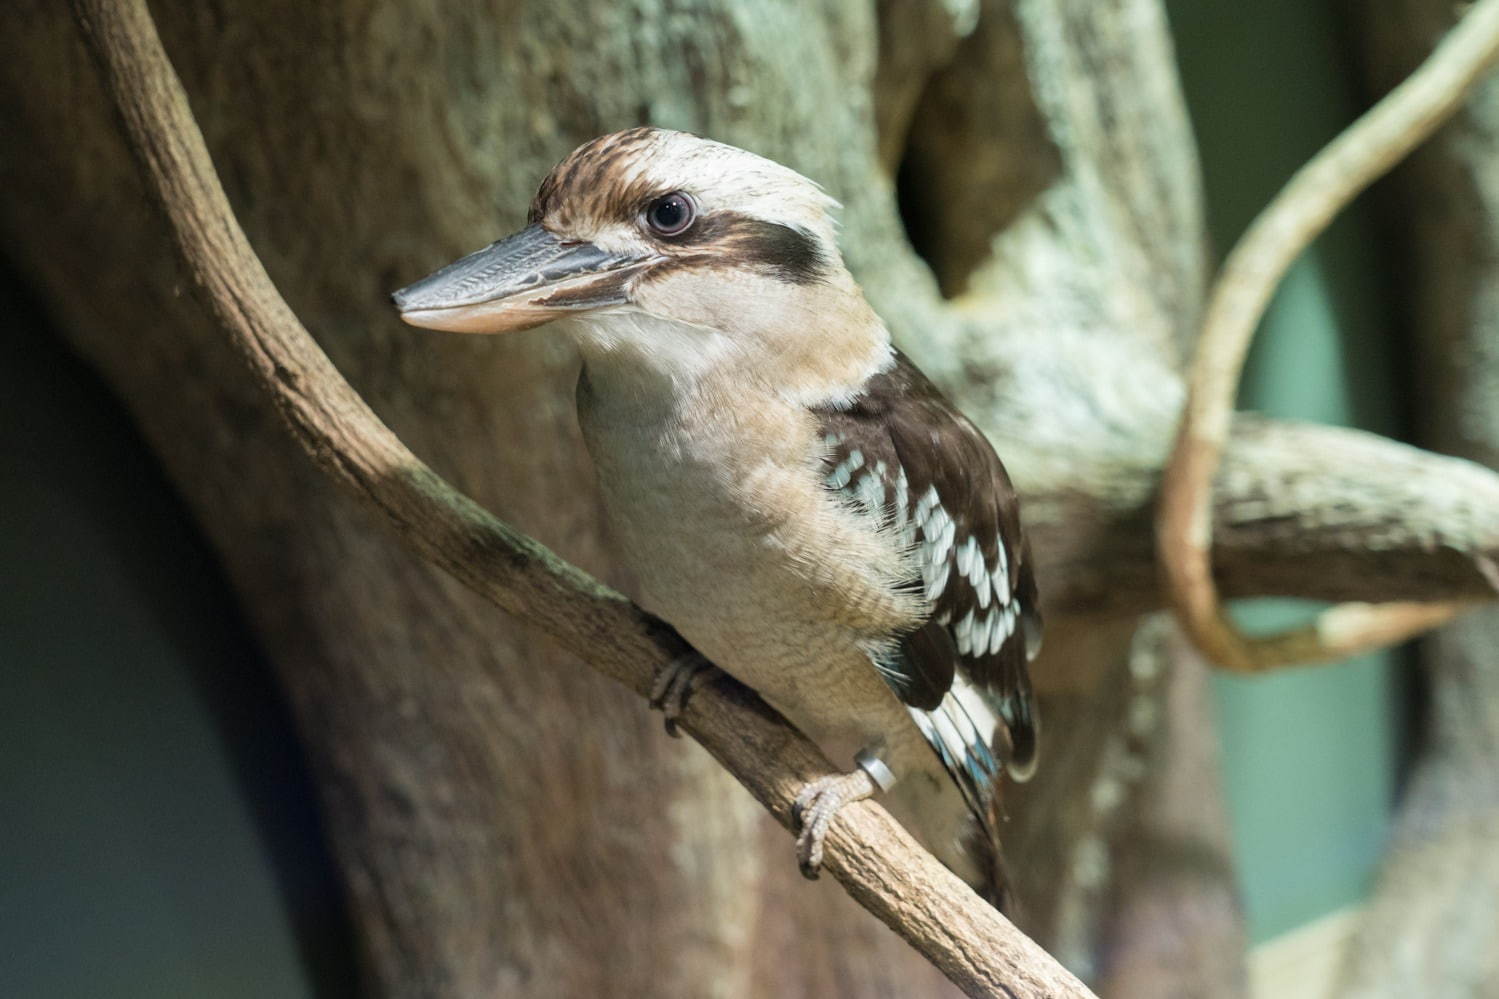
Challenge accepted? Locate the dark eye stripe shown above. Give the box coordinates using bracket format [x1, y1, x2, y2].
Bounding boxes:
[653, 211, 827, 285]
[628, 210, 832, 287]
[727, 220, 826, 284]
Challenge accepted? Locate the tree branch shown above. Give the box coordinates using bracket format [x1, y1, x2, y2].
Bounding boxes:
[1033, 417, 1499, 621]
[1156, 0, 1499, 671]
[68, 0, 1094, 994]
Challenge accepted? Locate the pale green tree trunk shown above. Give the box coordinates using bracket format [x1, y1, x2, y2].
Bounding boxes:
[2, 0, 1259, 994]
[1342, 5, 1499, 994]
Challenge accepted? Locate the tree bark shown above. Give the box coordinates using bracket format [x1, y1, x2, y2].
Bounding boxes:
[5, 0, 1498, 994]
[54, 3, 1105, 990]
[1093, 622, 1248, 998]
[1340, 5, 1499, 994]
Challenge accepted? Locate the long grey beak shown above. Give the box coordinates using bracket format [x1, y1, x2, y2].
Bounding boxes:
[392, 224, 653, 334]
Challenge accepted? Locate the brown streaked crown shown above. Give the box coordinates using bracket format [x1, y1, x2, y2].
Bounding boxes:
[528, 126, 664, 230]
[526, 127, 833, 286]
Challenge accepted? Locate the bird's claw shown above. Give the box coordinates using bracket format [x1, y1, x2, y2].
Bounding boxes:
[791, 768, 879, 879]
[648, 652, 719, 737]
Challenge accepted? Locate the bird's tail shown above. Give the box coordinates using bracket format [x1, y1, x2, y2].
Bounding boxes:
[965, 794, 1020, 916]
[884, 752, 1021, 915]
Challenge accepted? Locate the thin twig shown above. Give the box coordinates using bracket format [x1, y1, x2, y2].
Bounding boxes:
[68, 0, 1095, 994]
[1156, 0, 1499, 673]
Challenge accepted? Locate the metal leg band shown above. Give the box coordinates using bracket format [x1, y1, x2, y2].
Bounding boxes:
[854, 749, 896, 794]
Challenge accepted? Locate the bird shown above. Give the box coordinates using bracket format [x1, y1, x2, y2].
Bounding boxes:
[392, 127, 1042, 906]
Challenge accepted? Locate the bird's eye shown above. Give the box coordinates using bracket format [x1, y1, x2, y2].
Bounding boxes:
[644, 192, 696, 237]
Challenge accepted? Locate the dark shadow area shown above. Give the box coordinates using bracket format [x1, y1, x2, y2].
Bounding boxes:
[889, 2, 1061, 297]
[1327, 2, 1466, 790]
[0, 261, 357, 998]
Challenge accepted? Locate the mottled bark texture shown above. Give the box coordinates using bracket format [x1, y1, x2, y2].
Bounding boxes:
[56, 3, 1101, 991]
[4, 0, 1497, 995]
[1342, 5, 1499, 995]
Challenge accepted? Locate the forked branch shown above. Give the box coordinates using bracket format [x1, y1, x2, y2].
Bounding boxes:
[1157, 0, 1499, 672]
[68, 0, 1094, 994]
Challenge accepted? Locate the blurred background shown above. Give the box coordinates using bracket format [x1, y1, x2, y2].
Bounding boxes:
[2, 0, 1488, 996]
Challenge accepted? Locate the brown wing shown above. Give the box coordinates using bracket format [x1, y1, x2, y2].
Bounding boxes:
[815, 350, 1042, 790]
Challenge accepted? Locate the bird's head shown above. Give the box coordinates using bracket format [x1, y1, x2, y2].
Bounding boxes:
[394, 128, 885, 394]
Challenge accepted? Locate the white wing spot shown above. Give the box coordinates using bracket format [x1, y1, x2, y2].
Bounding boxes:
[957, 536, 993, 610]
[989, 604, 1016, 655]
[955, 535, 977, 581]
[941, 697, 983, 758]
[972, 610, 994, 658]
[914, 485, 940, 524]
[922, 506, 953, 575]
[854, 468, 885, 511]
[937, 517, 956, 566]
[993, 543, 1010, 602]
[950, 675, 1000, 742]
[826, 449, 865, 490]
[893, 467, 913, 549]
[954, 608, 976, 655]
[924, 560, 951, 602]
[928, 704, 968, 770]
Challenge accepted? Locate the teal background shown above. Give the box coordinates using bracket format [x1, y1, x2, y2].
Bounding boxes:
[0, 2, 1410, 994]
[1167, 0, 1405, 943]
[0, 273, 354, 998]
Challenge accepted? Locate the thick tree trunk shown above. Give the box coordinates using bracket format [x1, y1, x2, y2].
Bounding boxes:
[14, 0, 1493, 994]
[9, 3, 967, 995]
[1341, 5, 1499, 995]
[4, 1, 1219, 993]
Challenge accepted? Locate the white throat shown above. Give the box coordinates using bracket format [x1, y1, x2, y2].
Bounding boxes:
[566, 307, 742, 402]
[567, 299, 894, 417]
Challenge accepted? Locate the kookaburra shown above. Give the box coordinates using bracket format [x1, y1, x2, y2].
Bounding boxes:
[393, 127, 1041, 905]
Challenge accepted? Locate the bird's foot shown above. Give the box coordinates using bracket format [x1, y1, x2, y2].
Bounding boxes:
[648, 652, 720, 737]
[791, 750, 896, 879]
